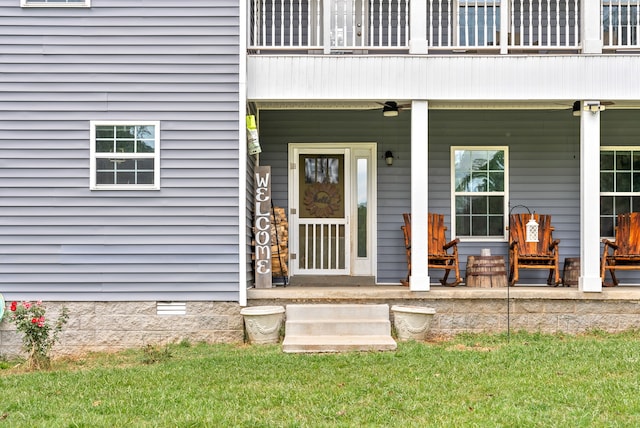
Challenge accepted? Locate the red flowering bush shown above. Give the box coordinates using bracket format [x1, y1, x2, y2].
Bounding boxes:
[7, 301, 69, 370]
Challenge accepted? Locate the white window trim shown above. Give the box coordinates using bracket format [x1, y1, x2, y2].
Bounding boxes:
[450, 145, 509, 242]
[90, 121, 161, 191]
[21, 0, 90, 7]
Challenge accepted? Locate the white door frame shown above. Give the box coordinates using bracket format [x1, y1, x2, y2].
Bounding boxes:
[288, 142, 377, 277]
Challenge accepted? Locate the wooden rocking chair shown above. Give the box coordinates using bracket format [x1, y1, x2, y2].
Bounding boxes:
[508, 213, 561, 286]
[401, 213, 461, 286]
[601, 212, 640, 286]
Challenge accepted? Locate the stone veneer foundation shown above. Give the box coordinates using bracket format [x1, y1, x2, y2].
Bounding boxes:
[0, 301, 244, 359]
[2, 287, 640, 358]
[248, 286, 640, 337]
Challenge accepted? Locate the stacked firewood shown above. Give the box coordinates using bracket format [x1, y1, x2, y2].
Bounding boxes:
[270, 207, 289, 278]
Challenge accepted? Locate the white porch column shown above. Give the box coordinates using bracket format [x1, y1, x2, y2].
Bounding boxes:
[581, 0, 602, 54]
[409, 0, 428, 54]
[580, 101, 603, 292]
[410, 100, 430, 291]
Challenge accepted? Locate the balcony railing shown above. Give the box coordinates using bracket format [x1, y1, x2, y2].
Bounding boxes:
[248, 0, 640, 53]
[429, 0, 580, 51]
[604, 0, 639, 48]
[249, 0, 409, 51]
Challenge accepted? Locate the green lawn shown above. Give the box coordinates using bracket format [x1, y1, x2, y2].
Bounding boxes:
[1, 331, 640, 427]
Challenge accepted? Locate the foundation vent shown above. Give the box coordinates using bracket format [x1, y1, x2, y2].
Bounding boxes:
[156, 302, 186, 316]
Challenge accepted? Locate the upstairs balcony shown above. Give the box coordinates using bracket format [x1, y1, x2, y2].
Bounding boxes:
[248, 0, 639, 54]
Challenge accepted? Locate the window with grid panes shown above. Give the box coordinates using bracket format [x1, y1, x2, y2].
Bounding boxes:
[90, 122, 160, 190]
[452, 147, 507, 239]
[600, 147, 640, 237]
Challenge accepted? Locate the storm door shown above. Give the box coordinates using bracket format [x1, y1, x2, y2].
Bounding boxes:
[289, 144, 375, 277]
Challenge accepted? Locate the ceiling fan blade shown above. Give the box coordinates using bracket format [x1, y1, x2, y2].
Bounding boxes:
[379, 101, 398, 109]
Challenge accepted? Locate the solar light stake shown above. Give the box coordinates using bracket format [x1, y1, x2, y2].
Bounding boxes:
[507, 204, 539, 342]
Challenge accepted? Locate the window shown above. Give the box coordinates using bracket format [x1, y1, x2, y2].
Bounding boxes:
[356, 157, 368, 257]
[21, 0, 90, 7]
[452, 147, 507, 239]
[90, 122, 160, 190]
[600, 147, 640, 236]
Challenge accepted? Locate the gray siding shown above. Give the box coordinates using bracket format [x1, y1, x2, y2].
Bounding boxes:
[0, 0, 241, 300]
[258, 109, 640, 285]
[246, 154, 257, 288]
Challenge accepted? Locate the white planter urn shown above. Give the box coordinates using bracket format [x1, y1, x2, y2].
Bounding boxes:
[240, 306, 285, 344]
[391, 305, 436, 341]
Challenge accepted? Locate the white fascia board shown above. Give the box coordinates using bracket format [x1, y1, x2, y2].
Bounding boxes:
[247, 55, 640, 103]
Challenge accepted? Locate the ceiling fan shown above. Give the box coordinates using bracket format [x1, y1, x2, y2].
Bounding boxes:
[571, 100, 615, 116]
[376, 101, 411, 117]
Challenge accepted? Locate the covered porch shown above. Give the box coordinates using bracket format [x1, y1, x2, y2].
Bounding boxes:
[244, 34, 640, 294]
[250, 106, 640, 292]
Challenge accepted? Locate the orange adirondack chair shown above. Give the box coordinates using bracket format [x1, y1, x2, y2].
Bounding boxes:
[401, 213, 461, 286]
[508, 213, 560, 286]
[601, 212, 640, 286]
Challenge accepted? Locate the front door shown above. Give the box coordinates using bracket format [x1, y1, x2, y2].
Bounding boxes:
[289, 143, 375, 277]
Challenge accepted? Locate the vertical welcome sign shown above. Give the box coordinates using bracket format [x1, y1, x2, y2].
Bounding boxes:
[254, 166, 272, 288]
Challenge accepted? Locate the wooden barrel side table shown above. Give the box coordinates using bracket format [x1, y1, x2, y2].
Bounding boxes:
[562, 257, 580, 287]
[466, 256, 507, 288]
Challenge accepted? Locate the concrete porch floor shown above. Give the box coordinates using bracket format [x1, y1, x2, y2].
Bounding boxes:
[249, 284, 640, 301]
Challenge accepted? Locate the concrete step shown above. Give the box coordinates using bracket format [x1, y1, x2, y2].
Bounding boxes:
[282, 304, 397, 353]
[285, 303, 390, 321]
[285, 319, 391, 336]
[282, 335, 397, 353]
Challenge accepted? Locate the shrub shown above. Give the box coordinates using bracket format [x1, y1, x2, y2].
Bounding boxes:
[7, 301, 69, 370]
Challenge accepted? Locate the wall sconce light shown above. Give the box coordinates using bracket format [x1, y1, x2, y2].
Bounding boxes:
[572, 101, 581, 117]
[385, 151, 393, 166]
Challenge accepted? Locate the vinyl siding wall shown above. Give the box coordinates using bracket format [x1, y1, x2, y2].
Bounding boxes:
[246, 155, 257, 288]
[0, 0, 241, 300]
[258, 109, 640, 285]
